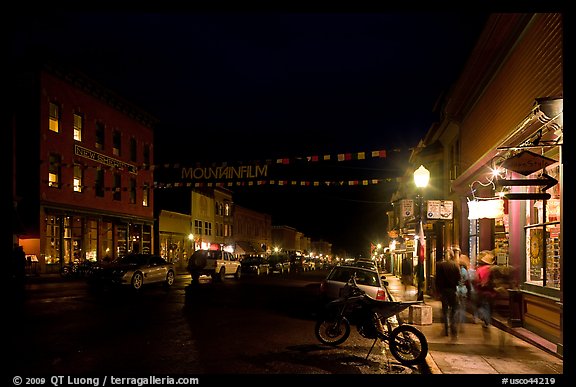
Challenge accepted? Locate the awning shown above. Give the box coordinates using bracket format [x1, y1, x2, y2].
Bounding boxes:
[235, 241, 260, 255]
[452, 97, 563, 193]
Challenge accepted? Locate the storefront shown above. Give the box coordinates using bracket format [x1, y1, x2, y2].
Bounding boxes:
[40, 207, 154, 273]
[460, 97, 563, 355]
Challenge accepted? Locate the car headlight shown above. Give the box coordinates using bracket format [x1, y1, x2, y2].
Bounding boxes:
[113, 269, 128, 277]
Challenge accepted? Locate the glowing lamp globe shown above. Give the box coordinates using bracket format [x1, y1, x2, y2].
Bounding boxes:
[414, 165, 430, 188]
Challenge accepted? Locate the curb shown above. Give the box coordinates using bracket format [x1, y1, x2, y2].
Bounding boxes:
[422, 353, 442, 374]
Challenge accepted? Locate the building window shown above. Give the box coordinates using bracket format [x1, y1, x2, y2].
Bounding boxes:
[96, 122, 105, 150]
[86, 219, 98, 262]
[129, 178, 137, 204]
[194, 220, 203, 235]
[130, 137, 137, 162]
[48, 153, 61, 188]
[73, 113, 83, 141]
[113, 129, 121, 156]
[113, 172, 121, 201]
[100, 221, 113, 261]
[143, 144, 150, 167]
[73, 164, 83, 193]
[49, 102, 60, 133]
[204, 221, 212, 236]
[225, 202, 231, 216]
[142, 183, 150, 207]
[524, 163, 561, 290]
[95, 168, 105, 197]
[44, 215, 61, 265]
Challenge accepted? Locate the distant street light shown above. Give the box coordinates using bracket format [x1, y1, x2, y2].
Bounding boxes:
[413, 165, 430, 301]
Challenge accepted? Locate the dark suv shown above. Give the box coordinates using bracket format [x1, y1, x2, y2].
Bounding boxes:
[267, 253, 291, 274]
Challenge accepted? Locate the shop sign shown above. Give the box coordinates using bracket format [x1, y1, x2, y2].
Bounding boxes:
[400, 199, 414, 218]
[500, 150, 556, 176]
[426, 200, 453, 220]
[495, 173, 557, 191]
[468, 199, 504, 219]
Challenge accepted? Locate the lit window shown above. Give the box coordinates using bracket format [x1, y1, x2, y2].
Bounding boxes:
[113, 130, 121, 156]
[73, 113, 83, 141]
[49, 102, 60, 133]
[142, 184, 149, 207]
[48, 154, 61, 188]
[73, 164, 83, 192]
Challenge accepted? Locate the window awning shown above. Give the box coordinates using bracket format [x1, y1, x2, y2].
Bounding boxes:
[235, 241, 261, 255]
[452, 97, 562, 193]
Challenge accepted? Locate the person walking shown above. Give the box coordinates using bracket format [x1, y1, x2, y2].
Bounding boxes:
[401, 257, 413, 297]
[435, 249, 461, 337]
[474, 250, 497, 328]
[456, 254, 472, 328]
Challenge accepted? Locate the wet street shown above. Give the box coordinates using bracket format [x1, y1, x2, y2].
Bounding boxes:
[7, 271, 424, 377]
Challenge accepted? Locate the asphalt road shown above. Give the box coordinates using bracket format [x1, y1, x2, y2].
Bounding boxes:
[7, 270, 424, 378]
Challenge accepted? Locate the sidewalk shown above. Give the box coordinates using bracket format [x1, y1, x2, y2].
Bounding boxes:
[383, 273, 563, 374]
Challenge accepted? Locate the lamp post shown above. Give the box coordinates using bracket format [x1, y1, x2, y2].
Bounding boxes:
[413, 165, 430, 301]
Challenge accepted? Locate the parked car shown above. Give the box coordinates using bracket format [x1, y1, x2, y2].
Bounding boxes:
[319, 265, 387, 301]
[267, 253, 291, 274]
[241, 256, 270, 275]
[289, 252, 306, 273]
[349, 259, 378, 272]
[89, 253, 176, 290]
[187, 249, 241, 283]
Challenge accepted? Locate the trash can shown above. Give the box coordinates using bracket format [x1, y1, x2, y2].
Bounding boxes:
[508, 289, 523, 327]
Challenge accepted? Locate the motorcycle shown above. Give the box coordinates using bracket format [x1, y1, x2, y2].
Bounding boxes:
[314, 273, 429, 366]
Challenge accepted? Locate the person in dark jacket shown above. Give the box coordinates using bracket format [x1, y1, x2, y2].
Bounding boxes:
[435, 249, 461, 337]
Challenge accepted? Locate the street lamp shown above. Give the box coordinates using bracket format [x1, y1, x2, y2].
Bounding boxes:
[413, 165, 430, 301]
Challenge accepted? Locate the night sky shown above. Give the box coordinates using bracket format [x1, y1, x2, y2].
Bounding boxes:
[9, 8, 492, 256]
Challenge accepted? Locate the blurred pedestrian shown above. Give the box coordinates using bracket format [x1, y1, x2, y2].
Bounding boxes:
[435, 249, 461, 337]
[474, 250, 497, 328]
[456, 254, 471, 327]
[401, 257, 413, 296]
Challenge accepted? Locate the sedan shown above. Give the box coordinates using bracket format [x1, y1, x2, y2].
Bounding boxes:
[349, 259, 378, 272]
[241, 256, 270, 275]
[319, 265, 388, 301]
[90, 253, 176, 290]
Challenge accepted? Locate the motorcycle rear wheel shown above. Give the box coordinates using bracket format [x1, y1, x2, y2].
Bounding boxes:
[315, 317, 351, 346]
[388, 324, 428, 366]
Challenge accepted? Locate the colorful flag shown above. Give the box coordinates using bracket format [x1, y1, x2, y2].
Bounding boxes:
[418, 221, 426, 263]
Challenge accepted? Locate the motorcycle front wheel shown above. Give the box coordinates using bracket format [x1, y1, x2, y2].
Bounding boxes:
[388, 324, 429, 366]
[314, 317, 351, 346]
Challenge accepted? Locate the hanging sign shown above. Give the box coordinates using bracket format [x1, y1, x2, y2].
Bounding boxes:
[427, 200, 453, 220]
[500, 150, 556, 176]
[495, 173, 558, 191]
[468, 199, 504, 219]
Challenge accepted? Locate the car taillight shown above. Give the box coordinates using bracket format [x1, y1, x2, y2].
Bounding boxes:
[375, 289, 386, 301]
